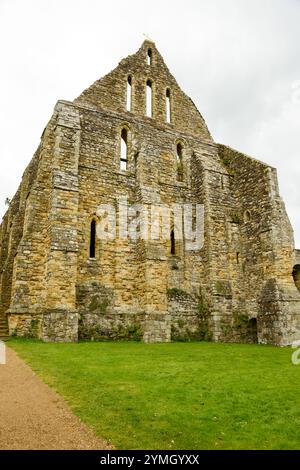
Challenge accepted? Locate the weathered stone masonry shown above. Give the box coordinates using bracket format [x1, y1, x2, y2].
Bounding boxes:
[1, 40, 299, 344]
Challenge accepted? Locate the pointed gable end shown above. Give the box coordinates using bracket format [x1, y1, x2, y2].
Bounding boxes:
[74, 40, 212, 141]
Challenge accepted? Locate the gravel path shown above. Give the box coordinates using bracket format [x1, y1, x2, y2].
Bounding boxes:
[0, 347, 113, 450]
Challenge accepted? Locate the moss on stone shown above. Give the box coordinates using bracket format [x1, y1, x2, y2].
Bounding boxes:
[167, 288, 192, 301]
[88, 295, 109, 314]
[27, 317, 40, 339]
[230, 211, 241, 224]
[215, 281, 232, 298]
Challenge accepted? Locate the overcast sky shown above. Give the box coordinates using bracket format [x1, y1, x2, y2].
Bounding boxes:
[0, 0, 299, 245]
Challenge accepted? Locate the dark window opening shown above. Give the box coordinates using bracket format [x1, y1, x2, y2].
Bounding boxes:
[147, 48, 152, 65]
[90, 219, 96, 258]
[170, 228, 176, 255]
[236, 252, 240, 264]
[248, 318, 258, 343]
[293, 264, 300, 291]
[176, 143, 183, 182]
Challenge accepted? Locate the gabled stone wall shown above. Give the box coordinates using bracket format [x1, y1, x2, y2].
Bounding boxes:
[0, 40, 299, 344]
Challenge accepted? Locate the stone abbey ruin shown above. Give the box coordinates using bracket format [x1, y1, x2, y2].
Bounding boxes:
[1, 40, 300, 344]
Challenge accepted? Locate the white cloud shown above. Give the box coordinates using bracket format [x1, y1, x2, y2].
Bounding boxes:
[0, 0, 299, 244]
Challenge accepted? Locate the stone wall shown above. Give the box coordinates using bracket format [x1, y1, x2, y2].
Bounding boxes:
[217, 145, 300, 345]
[77, 281, 143, 341]
[0, 40, 299, 344]
[74, 41, 212, 141]
[0, 101, 81, 342]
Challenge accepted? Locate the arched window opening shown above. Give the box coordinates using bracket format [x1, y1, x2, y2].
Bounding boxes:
[176, 143, 183, 182]
[170, 228, 176, 255]
[126, 76, 132, 111]
[244, 210, 251, 223]
[120, 128, 128, 171]
[90, 219, 96, 258]
[166, 89, 171, 123]
[293, 265, 300, 291]
[146, 80, 152, 117]
[147, 48, 152, 65]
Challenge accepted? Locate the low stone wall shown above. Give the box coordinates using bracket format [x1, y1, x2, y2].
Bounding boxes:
[143, 312, 171, 343]
[42, 310, 78, 342]
[8, 310, 78, 342]
[79, 311, 144, 341]
[8, 313, 41, 339]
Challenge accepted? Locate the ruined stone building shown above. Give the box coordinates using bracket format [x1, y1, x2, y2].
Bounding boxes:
[1, 40, 300, 344]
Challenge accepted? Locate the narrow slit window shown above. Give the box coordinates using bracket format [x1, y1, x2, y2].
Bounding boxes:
[126, 76, 132, 111]
[166, 89, 171, 123]
[170, 228, 176, 255]
[147, 48, 152, 65]
[90, 219, 96, 258]
[236, 252, 240, 264]
[120, 128, 128, 171]
[176, 143, 183, 182]
[146, 80, 152, 117]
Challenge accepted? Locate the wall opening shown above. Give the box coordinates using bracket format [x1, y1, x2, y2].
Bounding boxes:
[170, 228, 176, 255]
[120, 128, 128, 171]
[244, 210, 251, 223]
[126, 76, 132, 111]
[176, 143, 183, 181]
[236, 252, 240, 264]
[147, 48, 152, 65]
[146, 80, 152, 117]
[90, 219, 96, 258]
[248, 318, 258, 343]
[293, 264, 300, 291]
[166, 89, 171, 123]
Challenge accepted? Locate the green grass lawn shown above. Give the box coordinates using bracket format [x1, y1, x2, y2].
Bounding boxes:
[8, 339, 300, 450]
